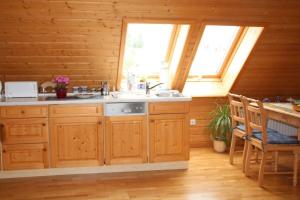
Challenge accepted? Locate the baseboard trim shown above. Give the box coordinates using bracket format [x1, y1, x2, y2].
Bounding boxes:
[0, 161, 189, 179]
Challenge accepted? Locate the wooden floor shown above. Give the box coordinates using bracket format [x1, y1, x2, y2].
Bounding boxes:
[0, 148, 299, 200]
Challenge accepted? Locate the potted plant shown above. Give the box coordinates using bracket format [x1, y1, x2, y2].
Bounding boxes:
[53, 75, 70, 99]
[208, 104, 232, 153]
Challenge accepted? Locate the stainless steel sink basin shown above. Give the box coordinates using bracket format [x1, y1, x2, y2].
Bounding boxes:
[45, 95, 102, 101]
[45, 96, 80, 101]
[155, 93, 183, 98]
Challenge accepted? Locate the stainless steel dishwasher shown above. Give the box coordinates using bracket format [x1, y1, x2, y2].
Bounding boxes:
[104, 102, 148, 165]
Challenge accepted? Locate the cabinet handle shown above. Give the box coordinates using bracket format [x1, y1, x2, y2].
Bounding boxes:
[21, 110, 25, 114]
[0, 124, 4, 142]
[42, 123, 46, 126]
[2, 149, 6, 153]
[99, 121, 102, 125]
[150, 120, 155, 123]
[43, 148, 47, 152]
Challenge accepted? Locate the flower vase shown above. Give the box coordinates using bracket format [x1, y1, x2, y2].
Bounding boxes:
[56, 89, 67, 99]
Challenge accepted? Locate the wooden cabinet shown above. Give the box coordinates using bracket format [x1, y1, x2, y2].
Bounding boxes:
[105, 116, 147, 165]
[149, 114, 189, 162]
[50, 117, 104, 167]
[0, 105, 50, 170]
[2, 143, 49, 170]
[0, 101, 190, 171]
[1, 118, 48, 144]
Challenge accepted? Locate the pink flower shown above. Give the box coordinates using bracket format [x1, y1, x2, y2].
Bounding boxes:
[54, 76, 70, 84]
[53, 76, 70, 90]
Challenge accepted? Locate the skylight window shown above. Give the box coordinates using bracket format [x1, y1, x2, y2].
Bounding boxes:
[188, 25, 242, 79]
[183, 26, 264, 96]
[118, 20, 190, 90]
[123, 24, 173, 76]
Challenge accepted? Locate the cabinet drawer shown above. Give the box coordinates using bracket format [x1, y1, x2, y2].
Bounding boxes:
[2, 143, 49, 170]
[49, 104, 103, 117]
[0, 106, 48, 118]
[149, 102, 189, 114]
[1, 118, 49, 144]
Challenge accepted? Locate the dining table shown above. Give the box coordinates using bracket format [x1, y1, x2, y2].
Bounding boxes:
[263, 103, 300, 140]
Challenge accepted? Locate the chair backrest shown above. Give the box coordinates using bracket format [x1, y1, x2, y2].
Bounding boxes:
[228, 93, 247, 129]
[243, 97, 268, 144]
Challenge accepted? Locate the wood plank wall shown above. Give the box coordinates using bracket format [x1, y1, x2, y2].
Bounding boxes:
[0, 0, 300, 95]
[189, 97, 227, 147]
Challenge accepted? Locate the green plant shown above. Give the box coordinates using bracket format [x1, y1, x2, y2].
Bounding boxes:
[208, 104, 232, 144]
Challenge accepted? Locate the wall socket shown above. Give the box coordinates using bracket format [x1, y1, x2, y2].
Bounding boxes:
[190, 119, 197, 126]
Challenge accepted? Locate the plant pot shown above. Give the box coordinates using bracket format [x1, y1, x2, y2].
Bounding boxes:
[213, 139, 226, 153]
[56, 88, 67, 99]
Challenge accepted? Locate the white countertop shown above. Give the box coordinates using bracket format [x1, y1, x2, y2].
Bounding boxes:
[0, 93, 192, 106]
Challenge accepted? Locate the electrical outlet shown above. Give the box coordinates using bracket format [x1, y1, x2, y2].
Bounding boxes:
[190, 119, 197, 126]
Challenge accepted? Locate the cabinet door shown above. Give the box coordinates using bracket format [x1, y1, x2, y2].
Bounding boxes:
[1, 118, 49, 144]
[105, 116, 147, 165]
[50, 117, 104, 167]
[149, 114, 189, 162]
[3, 143, 49, 170]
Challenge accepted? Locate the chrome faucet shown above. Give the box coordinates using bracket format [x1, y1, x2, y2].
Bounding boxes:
[146, 82, 163, 95]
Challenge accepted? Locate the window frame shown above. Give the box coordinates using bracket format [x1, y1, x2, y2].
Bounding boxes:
[187, 24, 246, 80]
[116, 18, 194, 90]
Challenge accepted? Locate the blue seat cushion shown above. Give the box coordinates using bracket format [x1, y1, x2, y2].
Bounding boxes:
[253, 131, 299, 144]
[236, 124, 261, 133]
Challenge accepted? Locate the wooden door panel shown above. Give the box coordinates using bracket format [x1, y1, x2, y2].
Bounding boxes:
[111, 121, 143, 158]
[2, 118, 49, 144]
[3, 143, 49, 170]
[50, 117, 103, 167]
[57, 123, 98, 160]
[105, 116, 147, 165]
[154, 119, 184, 155]
[149, 114, 189, 162]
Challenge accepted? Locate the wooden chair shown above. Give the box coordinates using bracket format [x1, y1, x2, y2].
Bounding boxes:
[228, 93, 249, 172]
[243, 97, 300, 187]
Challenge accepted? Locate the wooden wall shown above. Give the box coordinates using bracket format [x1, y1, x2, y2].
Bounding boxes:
[189, 97, 226, 147]
[0, 0, 300, 97]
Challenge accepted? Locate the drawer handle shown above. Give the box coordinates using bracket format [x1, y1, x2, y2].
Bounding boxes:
[43, 148, 47, 152]
[99, 121, 102, 125]
[150, 120, 155, 123]
[0, 124, 4, 142]
[21, 110, 26, 114]
[42, 123, 46, 126]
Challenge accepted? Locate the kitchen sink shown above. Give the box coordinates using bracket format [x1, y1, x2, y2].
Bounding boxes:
[155, 93, 183, 98]
[45, 94, 102, 101]
[45, 96, 80, 101]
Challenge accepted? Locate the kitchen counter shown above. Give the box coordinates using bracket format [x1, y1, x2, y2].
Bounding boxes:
[0, 93, 192, 106]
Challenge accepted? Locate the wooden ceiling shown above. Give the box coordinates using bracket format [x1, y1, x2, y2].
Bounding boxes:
[0, 0, 300, 97]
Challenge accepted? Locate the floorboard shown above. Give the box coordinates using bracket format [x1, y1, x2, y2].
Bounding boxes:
[0, 148, 299, 200]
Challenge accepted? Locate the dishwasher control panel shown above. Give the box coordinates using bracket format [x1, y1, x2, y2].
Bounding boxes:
[104, 102, 146, 116]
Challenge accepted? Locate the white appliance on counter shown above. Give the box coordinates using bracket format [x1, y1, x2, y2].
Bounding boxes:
[5, 81, 38, 98]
